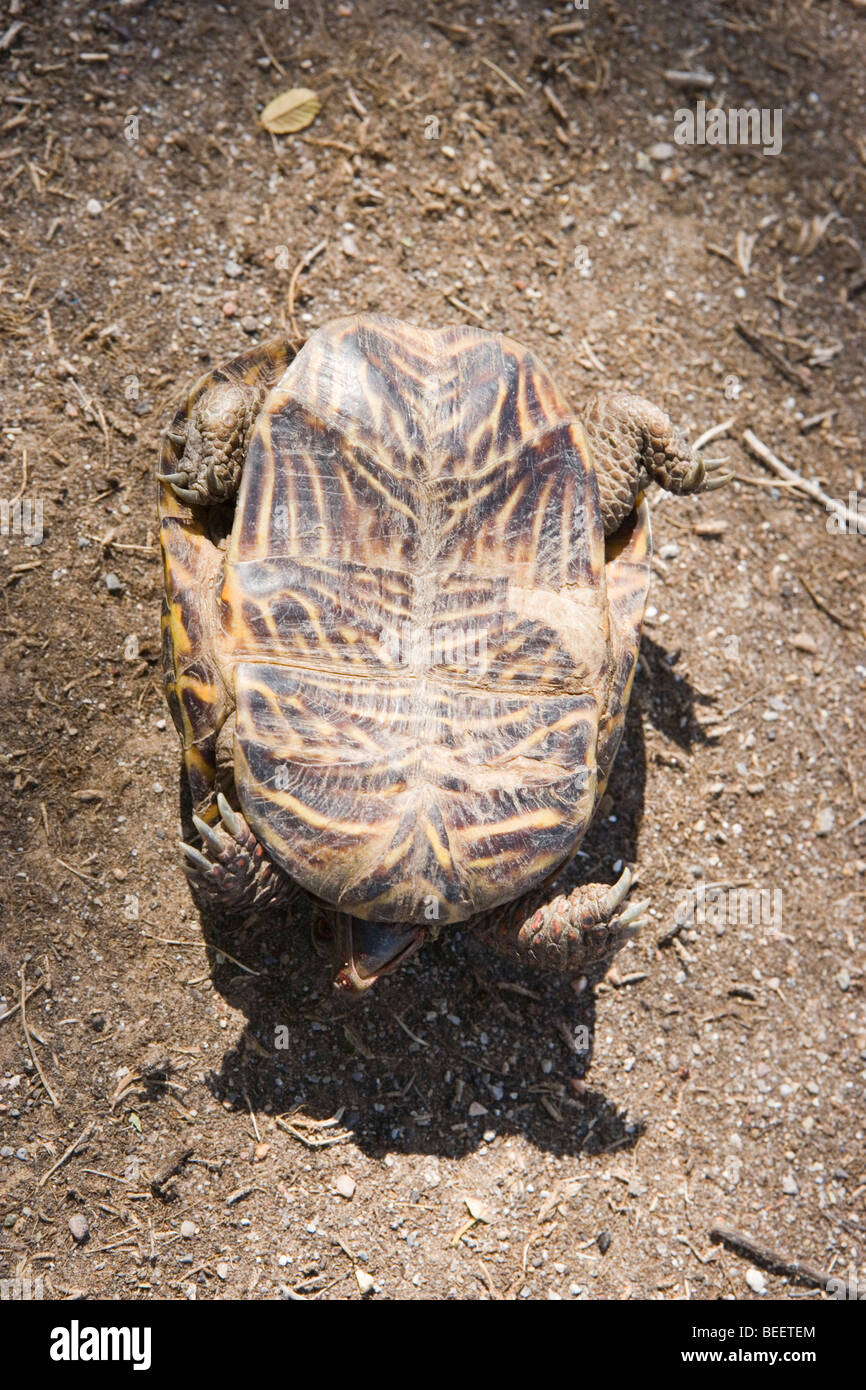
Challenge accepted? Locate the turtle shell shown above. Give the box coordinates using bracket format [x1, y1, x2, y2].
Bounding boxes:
[218, 314, 650, 925]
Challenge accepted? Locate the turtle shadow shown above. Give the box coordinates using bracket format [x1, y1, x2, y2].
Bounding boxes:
[184, 644, 713, 1160]
[198, 917, 645, 1162]
[636, 634, 718, 751]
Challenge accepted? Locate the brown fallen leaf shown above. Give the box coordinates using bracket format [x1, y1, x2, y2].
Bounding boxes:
[260, 88, 321, 135]
[464, 1196, 494, 1224]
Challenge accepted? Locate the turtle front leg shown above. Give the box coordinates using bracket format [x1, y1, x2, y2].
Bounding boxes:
[180, 792, 295, 916]
[477, 867, 648, 974]
[159, 337, 297, 506]
[579, 393, 734, 536]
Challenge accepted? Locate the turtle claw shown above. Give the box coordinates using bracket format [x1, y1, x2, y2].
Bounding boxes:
[702, 470, 735, 491]
[180, 797, 294, 915]
[601, 866, 633, 915]
[158, 469, 203, 505]
[169, 482, 203, 506]
[683, 458, 706, 491]
[618, 896, 650, 928]
[179, 840, 211, 875]
[216, 792, 242, 838]
[192, 812, 226, 857]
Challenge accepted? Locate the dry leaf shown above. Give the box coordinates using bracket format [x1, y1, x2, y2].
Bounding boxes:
[464, 1196, 494, 1224]
[260, 88, 321, 135]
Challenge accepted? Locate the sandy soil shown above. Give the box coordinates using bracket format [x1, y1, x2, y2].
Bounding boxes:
[0, 0, 864, 1302]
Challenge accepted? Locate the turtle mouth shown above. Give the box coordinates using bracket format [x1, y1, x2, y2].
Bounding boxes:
[331, 917, 425, 996]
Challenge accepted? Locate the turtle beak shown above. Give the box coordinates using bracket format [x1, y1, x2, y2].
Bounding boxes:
[333, 916, 425, 996]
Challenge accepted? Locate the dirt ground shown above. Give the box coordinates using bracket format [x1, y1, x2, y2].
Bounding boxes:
[1, 0, 864, 1304]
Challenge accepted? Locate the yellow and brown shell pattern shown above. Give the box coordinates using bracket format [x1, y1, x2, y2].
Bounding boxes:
[160, 315, 650, 928]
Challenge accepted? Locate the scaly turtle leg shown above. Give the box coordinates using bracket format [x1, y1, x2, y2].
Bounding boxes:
[580, 393, 734, 536]
[180, 792, 296, 916]
[158, 337, 297, 506]
[477, 867, 649, 974]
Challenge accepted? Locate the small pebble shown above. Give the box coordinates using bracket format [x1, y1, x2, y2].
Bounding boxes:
[86, 197, 103, 216]
[69, 1214, 90, 1243]
[180, 1220, 196, 1238]
[813, 807, 835, 837]
[789, 631, 817, 654]
[468, 1101, 488, 1116]
[222, 300, 238, 317]
[341, 235, 359, 258]
[224, 259, 243, 279]
[356, 1267, 375, 1294]
[745, 1268, 767, 1295]
[782, 1173, 799, 1195]
[649, 142, 676, 161]
[240, 316, 259, 335]
[597, 1230, 612, 1254]
[216, 1262, 229, 1280]
[335, 1174, 356, 1199]
[837, 967, 851, 992]
[659, 541, 680, 560]
[104, 572, 123, 595]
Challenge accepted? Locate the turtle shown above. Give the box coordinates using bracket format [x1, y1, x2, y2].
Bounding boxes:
[158, 314, 730, 995]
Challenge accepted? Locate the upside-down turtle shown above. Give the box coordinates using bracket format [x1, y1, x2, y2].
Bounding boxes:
[158, 315, 729, 993]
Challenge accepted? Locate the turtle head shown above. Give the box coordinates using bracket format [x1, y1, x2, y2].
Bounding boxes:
[320, 914, 426, 995]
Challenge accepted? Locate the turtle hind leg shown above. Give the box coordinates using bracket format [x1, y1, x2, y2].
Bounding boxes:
[159, 336, 297, 506]
[160, 381, 259, 505]
[180, 792, 296, 917]
[580, 393, 734, 536]
[477, 867, 649, 974]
